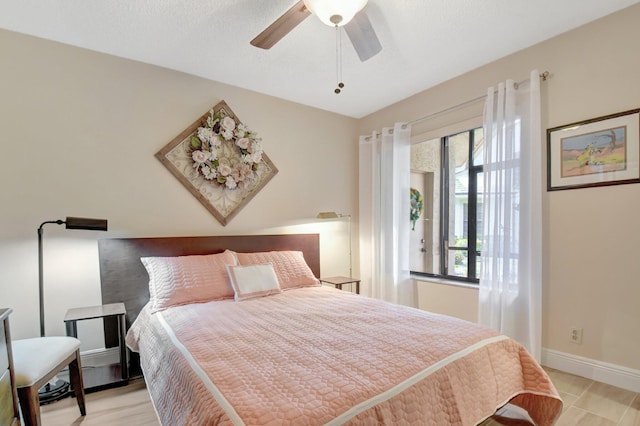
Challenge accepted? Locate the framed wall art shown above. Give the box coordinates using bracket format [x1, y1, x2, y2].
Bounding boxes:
[547, 108, 640, 191]
[156, 100, 278, 225]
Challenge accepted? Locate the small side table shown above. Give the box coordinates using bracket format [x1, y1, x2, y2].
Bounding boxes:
[319, 276, 361, 294]
[64, 303, 128, 390]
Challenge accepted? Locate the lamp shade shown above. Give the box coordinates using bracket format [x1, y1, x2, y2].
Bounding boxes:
[317, 211, 340, 219]
[65, 217, 108, 231]
[303, 0, 368, 26]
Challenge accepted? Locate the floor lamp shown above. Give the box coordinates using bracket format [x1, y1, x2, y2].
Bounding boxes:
[316, 212, 352, 278]
[38, 216, 108, 403]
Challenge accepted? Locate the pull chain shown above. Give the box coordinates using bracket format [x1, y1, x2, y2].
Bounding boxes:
[335, 26, 344, 94]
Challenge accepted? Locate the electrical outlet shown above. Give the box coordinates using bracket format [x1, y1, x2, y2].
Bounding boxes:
[570, 327, 583, 344]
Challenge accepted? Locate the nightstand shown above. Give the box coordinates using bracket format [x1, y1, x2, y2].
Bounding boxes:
[64, 303, 128, 391]
[319, 276, 361, 294]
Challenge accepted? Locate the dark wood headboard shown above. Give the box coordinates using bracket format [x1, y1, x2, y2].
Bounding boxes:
[98, 234, 320, 331]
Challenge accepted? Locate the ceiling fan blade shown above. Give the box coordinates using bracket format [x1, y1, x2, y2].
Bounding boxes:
[250, 1, 311, 49]
[344, 10, 382, 62]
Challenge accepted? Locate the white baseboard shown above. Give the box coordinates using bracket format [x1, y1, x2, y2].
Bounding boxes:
[542, 348, 640, 393]
[79, 347, 121, 367]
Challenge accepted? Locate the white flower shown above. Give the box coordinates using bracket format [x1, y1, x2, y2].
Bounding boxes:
[225, 176, 237, 189]
[197, 127, 214, 144]
[201, 165, 217, 180]
[206, 109, 216, 127]
[234, 124, 250, 139]
[242, 153, 257, 164]
[221, 116, 236, 132]
[208, 148, 218, 161]
[222, 129, 234, 140]
[218, 163, 232, 177]
[236, 137, 250, 149]
[192, 150, 210, 164]
[248, 141, 263, 155]
[210, 135, 222, 147]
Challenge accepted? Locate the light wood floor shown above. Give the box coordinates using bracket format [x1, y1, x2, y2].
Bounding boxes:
[39, 370, 640, 425]
[40, 378, 159, 426]
[544, 368, 639, 426]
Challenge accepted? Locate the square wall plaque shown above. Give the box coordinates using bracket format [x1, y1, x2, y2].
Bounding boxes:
[156, 101, 278, 225]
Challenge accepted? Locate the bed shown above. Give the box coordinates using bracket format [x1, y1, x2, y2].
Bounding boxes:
[98, 234, 562, 425]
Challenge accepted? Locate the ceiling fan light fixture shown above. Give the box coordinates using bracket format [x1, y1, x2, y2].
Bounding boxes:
[303, 0, 368, 27]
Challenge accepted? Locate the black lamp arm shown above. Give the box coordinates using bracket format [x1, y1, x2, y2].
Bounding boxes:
[38, 220, 65, 231]
[38, 217, 108, 232]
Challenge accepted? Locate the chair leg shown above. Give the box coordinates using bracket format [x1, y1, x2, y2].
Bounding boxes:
[68, 349, 86, 416]
[17, 385, 40, 426]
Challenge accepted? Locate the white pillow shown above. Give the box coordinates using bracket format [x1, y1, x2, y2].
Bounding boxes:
[226, 263, 282, 301]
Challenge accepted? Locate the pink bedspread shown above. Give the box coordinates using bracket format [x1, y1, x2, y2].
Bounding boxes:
[127, 286, 562, 425]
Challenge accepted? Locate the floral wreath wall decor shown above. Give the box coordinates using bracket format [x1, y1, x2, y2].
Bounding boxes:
[156, 100, 278, 226]
[410, 187, 423, 231]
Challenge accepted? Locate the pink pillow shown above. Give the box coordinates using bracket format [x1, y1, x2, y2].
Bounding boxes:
[141, 250, 237, 312]
[233, 250, 319, 290]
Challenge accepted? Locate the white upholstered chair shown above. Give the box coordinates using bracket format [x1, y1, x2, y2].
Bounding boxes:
[12, 336, 86, 425]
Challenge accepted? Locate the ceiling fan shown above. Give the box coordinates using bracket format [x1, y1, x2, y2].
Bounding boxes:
[250, 0, 382, 62]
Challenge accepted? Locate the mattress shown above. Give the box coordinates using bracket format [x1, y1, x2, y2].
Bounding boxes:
[127, 286, 562, 425]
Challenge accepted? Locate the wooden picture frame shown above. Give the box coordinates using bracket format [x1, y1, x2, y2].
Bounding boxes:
[156, 101, 278, 225]
[547, 108, 640, 191]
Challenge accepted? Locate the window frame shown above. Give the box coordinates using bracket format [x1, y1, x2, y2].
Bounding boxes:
[411, 127, 483, 284]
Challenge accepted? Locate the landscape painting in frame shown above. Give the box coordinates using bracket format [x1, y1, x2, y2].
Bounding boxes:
[547, 108, 640, 191]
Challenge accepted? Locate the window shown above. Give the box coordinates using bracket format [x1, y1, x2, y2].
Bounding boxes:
[410, 127, 483, 283]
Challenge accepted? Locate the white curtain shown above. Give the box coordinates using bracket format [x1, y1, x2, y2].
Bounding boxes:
[359, 123, 416, 306]
[479, 69, 542, 361]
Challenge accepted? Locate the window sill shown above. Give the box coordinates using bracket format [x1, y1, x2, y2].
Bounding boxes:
[410, 274, 479, 290]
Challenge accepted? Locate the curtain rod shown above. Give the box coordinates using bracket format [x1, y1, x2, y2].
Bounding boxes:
[404, 71, 550, 128]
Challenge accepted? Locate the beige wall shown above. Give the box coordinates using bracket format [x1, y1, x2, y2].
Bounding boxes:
[360, 4, 640, 371]
[0, 29, 359, 346]
[417, 281, 478, 323]
[2, 4, 639, 373]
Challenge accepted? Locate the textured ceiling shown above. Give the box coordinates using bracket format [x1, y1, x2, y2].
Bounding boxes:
[1, 0, 638, 118]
